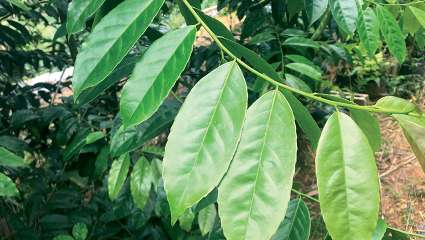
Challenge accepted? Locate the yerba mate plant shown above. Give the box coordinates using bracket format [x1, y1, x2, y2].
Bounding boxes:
[2, 0, 425, 239]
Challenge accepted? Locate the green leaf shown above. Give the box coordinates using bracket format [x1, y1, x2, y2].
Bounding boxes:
[130, 156, 152, 210]
[218, 37, 320, 149]
[357, 7, 380, 58]
[409, 6, 425, 28]
[0, 147, 26, 168]
[193, 8, 235, 41]
[329, 0, 358, 34]
[72, 223, 88, 240]
[120, 26, 196, 128]
[402, 6, 421, 35]
[111, 100, 180, 157]
[376, 6, 407, 63]
[271, 198, 311, 240]
[92, 0, 123, 27]
[374, 96, 416, 113]
[177, 0, 201, 26]
[94, 146, 110, 179]
[108, 154, 130, 200]
[67, 0, 106, 34]
[0, 173, 19, 197]
[72, 0, 165, 98]
[282, 36, 321, 49]
[393, 114, 425, 172]
[316, 111, 380, 240]
[179, 209, 195, 232]
[286, 63, 322, 81]
[284, 73, 312, 93]
[76, 54, 139, 106]
[53, 235, 74, 240]
[198, 204, 217, 236]
[287, 0, 305, 19]
[218, 90, 297, 240]
[85, 131, 105, 144]
[63, 128, 90, 161]
[6, 0, 30, 11]
[304, 0, 328, 25]
[163, 61, 247, 224]
[350, 110, 381, 152]
[372, 219, 387, 240]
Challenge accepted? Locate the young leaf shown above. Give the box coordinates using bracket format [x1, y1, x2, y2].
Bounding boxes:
[219, 37, 321, 149]
[163, 61, 248, 224]
[72, 0, 165, 99]
[198, 204, 217, 236]
[108, 154, 130, 200]
[67, 0, 106, 34]
[409, 6, 425, 28]
[374, 96, 416, 113]
[316, 111, 380, 240]
[0, 173, 19, 197]
[357, 7, 380, 58]
[120, 26, 196, 128]
[304, 0, 328, 25]
[218, 90, 297, 240]
[376, 6, 407, 63]
[329, 0, 358, 34]
[130, 157, 152, 210]
[0, 147, 26, 168]
[393, 114, 425, 172]
[271, 198, 311, 240]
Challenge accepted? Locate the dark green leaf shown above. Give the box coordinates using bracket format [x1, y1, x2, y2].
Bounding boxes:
[272, 198, 311, 240]
[67, 0, 106, 34]
[72, 223, 88, 240]
[0, 146, 26, 168]
[85, 131, 105, 144]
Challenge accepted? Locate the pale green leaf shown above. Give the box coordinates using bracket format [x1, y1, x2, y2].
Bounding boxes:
[372, 219, 387, 240]
[0, 173, 19, 197]
[120, 26, 196, 128]
[218, 90, 297, 240]
[409, 6, 425, 28]
[316, 111, 380, 240]
[198, 204, 217, 236]
[67, 0, 106, 34]
[329, 0, 358, 33]
[0, 147, 26, 168]
[85, 131, 105, 144]
[108, 154, 130, 200]
[130, 157, 152, 210]
[271, 198, 311, 240]
[304, 0, 328, 25]
[403, 6, 421, 35]
[163, 61, 247, 224]
[357, 7, 380, 57]
[286, 63, 322, 81]
[350, 110, 381, 152]
[376, 6, 407, 63]
[374, 96, 416, 113]
[179, 209, 195, 232]
[72, 0, 165, 98]
[393, 114, 425, 172]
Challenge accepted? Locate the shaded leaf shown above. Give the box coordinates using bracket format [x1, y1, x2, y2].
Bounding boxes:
[85, 131, 105, 144]
[67, 0, 106, 34]
[272, 198, 311, 240]
[0, 146, 26, 168]
[198, 204, 216, 236]
[130, 157, 152, 210]
[305, 0, 328, 25]
[72, 223, 88, 240]
[282, 37, 320, 49]
[0, 173, 19, 197]
[286, 62, 322, 81]
[372, 219, 388, 240]
[108, 154, 130, 200]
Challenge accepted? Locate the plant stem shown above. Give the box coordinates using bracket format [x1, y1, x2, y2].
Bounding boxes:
[180, 0, 416, 115]
[291, 189, 319, 203]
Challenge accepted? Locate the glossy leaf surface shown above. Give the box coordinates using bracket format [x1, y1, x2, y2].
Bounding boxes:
[376, 6, 407, 63]
[163, 62, 247, 223]
[329, 0, 358, 33]
[120, 26, 196, 128]
[72, 0, 164, 98]
[0, 146, 26, 167]
[218, 90, 297, 240]
[304, 0, 328, 25]
[0, 173, 18, 197]
[130, 156, 152, 210]
[108, 154, 130, 200]
[316, 112, 379, 240]
[67, 0, 106, 34]
[272, 198, 311, 240]
[357, 7, 380, 57]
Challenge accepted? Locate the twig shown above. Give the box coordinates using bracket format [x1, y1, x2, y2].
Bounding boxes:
[379, 156, 415, 178]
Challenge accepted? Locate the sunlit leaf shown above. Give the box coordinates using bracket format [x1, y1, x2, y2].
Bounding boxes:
[329, 0, 358, 33]
[357, 7, 380, 58]
[108, 154, 130, 200]
[130, 156, 152, 210]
